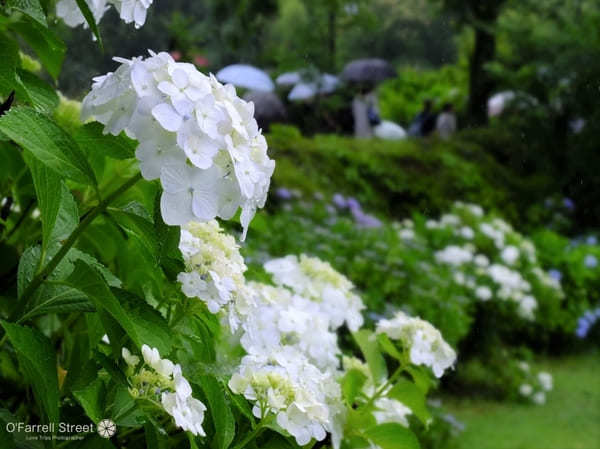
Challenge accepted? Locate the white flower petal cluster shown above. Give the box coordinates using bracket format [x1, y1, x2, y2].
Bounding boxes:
[373, 398, 412, 426]
[376, 311, 456, 378]
[537, 371, 553, 391]
[229, 347, 339, 446]
[122, 345, 207, 436]
[396, 202, 564, 321]
[517, 361, 552, 405]
[264, 254, 365, 331]
[82, 51, 274, 238]
[177, 220, 253, 318]
[56, 0, 153, 29]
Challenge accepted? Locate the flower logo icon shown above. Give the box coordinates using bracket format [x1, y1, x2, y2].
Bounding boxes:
[97, 419, 116, 438]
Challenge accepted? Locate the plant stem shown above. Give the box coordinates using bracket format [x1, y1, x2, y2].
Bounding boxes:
[231, 420, 268, 449]
[10, 173, 143, 321]
[363, 364, 405, 409]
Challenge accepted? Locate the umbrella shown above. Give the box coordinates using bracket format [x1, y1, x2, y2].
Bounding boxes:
[340, 58, 396, 84]
[243, 91, 286, 130]
[287, 74, 340, 101]
[216, 64, 275, 92]
[374, 121, 407, 140]
[276, 71, 302, 86]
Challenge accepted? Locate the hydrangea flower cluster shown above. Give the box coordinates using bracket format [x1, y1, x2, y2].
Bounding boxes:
[81, 51, 274, 238]
[264, 254, 365, 331]
[376, 311, 456, 378]
[122, 345, 207, 435]
[228, 347, 341, 446]
[517, 362, 553, 405]
[56, 0, 153, 29]
[396, 202, 564, 320]
[575, 307, 600, 338]
[177, 220, 252, 318]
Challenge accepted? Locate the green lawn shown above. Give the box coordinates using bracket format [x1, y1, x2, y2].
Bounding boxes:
[443, 351, 600, 449]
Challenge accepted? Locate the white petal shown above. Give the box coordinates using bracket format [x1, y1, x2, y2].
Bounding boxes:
[152, 103, 183, 132]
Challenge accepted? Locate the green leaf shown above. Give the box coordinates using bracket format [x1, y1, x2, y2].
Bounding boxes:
[198, 376, 235, 449]
[73, 123, 136, 160]
[342, 369, 368, 406]
[354, 330, 388, 383]
[65, 260, 141, 347]
[363, 423, 420, 449]
[387, 379, 431, 426]
[0, 107, 97, 185]
[17, 69, 59, 113]
[73, 378, 106, 423]
[22, 151, 61, 254]
[10, 18, 65, 80]
[0, 321, 59, 424]
[376, 333, 404, 361]
[112, 288, 172, 356]
[17, 245, 40, 298]
[153, 191, 181, 264]
[7, 0, 47, 27]
[49, 184, 79, 244]
[110, 205, 158, 262]
[405, 366, 432, 395]
[19, 285, 94, 322]
[74, 0, 103, 49]
[0, 34, 22, 97]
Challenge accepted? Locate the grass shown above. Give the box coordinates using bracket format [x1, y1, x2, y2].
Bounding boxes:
[443, 351, 600, 449]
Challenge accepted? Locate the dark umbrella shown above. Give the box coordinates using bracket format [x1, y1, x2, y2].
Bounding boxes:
[340, 59, 396, 84]
[243, 91, 287, 131]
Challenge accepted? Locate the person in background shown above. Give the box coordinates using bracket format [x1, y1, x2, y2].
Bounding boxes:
[436, 102, 457, 139]
[408, 99, 436, 137]
[352, 85, 380, 138]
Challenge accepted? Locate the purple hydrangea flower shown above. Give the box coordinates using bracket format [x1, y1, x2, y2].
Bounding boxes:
[563, 197, 575, 211]
[587, 236, 598, 245]
[332, 193, 347, 209]
[548, 269, 562, 282]
[346, 197, 361, 212]
[585, 254, 598, 268]
[275, 187, 293, 200]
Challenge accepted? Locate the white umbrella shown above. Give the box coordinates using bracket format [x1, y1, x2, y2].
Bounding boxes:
[287, 74, 340, 101]
[374, 121, 407, 140]
[216, 64, 274, 92]
[288, 83, 317, 101]
[488, 91, 515, 117]
[276, 71, 302, 86]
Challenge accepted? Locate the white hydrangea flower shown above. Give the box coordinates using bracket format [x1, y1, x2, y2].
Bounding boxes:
[56, 0, 152, 29]
[501, 245, 520, 265]
[518, 295, 537, 320]
[264, 255, 365, 331]
[177, 220, 252, 318]
[228, 347, 338, 446]
[475, 285, 492, 301]
[519, 384, 533, 396]
[122, 345, 207, 436]
[82, 52, 274, 238]
[532, 392, 546, 405]
[56, 0, 108, 28]
[474, 254, 490, 267]
[373, 398, 412, 427]
[537, 372, 553, 391]
[399, 228, 415, 240]
[376, 311, 456, 378]
[434, 245, 474, 266]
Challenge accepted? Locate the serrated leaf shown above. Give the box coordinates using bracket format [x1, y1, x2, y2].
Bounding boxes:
[19, 286, 94, 322]
[354, 329, 388, 384]
[17, 246, 40, 298]
[363, 423, 420, 449]
[342, 369, 368, 406]
[0, 34, 22, 97]
[0, 107, 97, 185]
[49, 184, 79, 245]
[17, 69, 59, 113]
[387, 379, 431, 426]
[198, 376, 235, 449]
[74, 0, 103, 49]
[7, 0, 47, 27]
[65, 260, 141, 347]
[0, 321, 59, 424]
[10, 18, 65, 80]
[110, 205, 158, 263]
[73, 378, 105, 423]
[112, 288, 172, 356]
[377, 333, 404, 361]
[22, 151, 61, 254]
[74, 123, 136, 160]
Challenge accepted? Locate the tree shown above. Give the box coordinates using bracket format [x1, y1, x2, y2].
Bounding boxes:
[436, 0, 509, 125]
